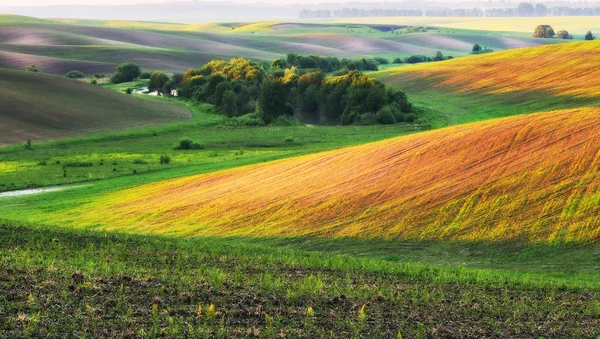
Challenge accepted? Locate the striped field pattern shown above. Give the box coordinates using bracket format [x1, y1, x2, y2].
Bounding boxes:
[62, 108, 600, 242]
[377, 40, 600, 99]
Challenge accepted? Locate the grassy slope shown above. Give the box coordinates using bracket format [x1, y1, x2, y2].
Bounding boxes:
[0, 68, 191, 145]
[375, 40, 600, 128]
[36, 108, 599, 242]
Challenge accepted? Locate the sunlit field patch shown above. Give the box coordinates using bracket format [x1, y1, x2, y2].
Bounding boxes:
[55, 108, 600, 242]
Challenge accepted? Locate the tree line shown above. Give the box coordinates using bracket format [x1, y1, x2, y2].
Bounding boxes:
[175, 56, 414, 126]
[299, 3, 600, 18]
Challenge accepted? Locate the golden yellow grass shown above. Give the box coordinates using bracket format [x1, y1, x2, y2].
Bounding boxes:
[331, 16, 600, 34]
[377, 40, 600, 99]
[61, 108, 600, 242]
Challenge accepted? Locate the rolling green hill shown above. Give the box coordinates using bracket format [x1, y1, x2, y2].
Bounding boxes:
[0, 15, 565, 75]
[0, 68, 191, 145]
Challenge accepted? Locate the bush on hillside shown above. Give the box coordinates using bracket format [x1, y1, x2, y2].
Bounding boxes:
[159, 155, 171, 164]
[585, 30, 595, 40]
[27, 65, 39, 73]
[376, 106, 396, 124]
[174, 139, 204, 150]
[533, 25, 555, 38]
[556, 30, 573, 39]
[65, 70, 85, 79]
[111, 62, 141, 84]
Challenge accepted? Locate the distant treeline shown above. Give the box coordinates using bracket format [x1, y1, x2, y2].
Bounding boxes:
[300, 3, 600, 18]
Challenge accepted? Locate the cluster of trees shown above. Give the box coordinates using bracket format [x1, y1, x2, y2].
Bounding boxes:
[486, 3, 600, 17]
[275, 54, 382, 73]
[299, 3, 600, 18]
[392, 51, 454, 64]
[425, 8, 483, 17]
[111, 62, 141, 83]
[179, 57, 414, 126]
[533, 25, 594, 40]
[181, 58, 265, 117]
[471, 44, 494, 54]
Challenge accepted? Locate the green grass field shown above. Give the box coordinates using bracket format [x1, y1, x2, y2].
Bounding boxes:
[2, 14, 600, 338]
[1, 221, 599, 337]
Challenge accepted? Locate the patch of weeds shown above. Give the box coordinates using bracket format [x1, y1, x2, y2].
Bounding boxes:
[62, 162, 93, 168]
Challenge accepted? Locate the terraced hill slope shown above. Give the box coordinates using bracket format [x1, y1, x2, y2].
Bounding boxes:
[0, 68, 191, 145]
[64, 108, 600, 242]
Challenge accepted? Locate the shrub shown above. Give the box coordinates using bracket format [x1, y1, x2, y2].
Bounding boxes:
[284, 136, 295, 143]
[404, 113, 417, 123]
[233, 114, 265, 127]
[93, 73, 105, 79]
[25, 139, 32, 150]
[585, 31, 595, 40]
[133, 159, 148, 165]
[125, 88, 133, 95]
[65, 70, 85, 79]
[533, 25, 555, 38]
[556, 30, 573, 39]
[376, 106, 397, 124]
[175, 139, 204, 150]
[26, 65, 38, 73]
[392, 58, 403, 64]
[37, 160, 47, 166]
[139, 71, 152, 79]
[159, 155, 171, 164]
[90, 79, 98, 85]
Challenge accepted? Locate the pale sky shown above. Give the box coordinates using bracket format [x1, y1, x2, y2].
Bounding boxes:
[2, 0, 420, 6]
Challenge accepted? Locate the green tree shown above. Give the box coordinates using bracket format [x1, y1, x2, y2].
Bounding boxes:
[556, 30, 573, 39]
[222, 89, 238, 117]
[271, 58, 288, 69]
[149, 72, 169, 93]
[257, 78, 290, 124]
[111, 62, 141, 83]
[214, 82, 233, 107]
[433, 51, 444, 61]
[26, 65, 39, 73]
[472, 44, 482, 53]
[162, 80, 175, 96]
[533, 25, 555, 38]
[585, 31, 595, 40]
